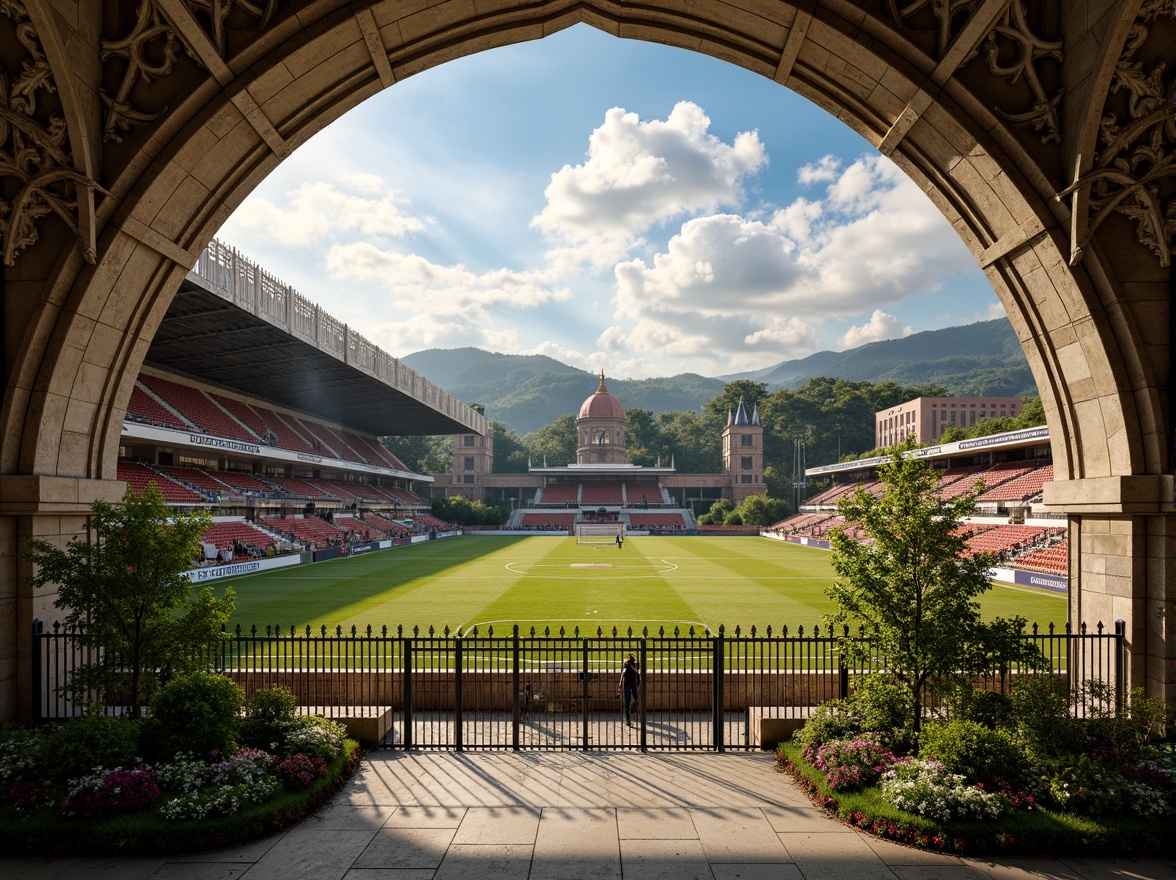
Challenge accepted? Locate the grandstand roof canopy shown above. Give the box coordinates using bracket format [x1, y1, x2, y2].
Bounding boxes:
[805, 426, 1050, 477]
[146, 275, 482, 438]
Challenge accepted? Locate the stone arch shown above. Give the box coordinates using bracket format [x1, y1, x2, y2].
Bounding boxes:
[2, 0, 1171, 719]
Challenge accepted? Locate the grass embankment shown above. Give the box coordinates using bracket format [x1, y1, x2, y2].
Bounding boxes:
[0, 742, 362, 857]
[775, 740, 1173, 857]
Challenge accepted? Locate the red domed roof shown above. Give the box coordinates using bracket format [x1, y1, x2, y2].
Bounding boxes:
[578, 372, 626, 420]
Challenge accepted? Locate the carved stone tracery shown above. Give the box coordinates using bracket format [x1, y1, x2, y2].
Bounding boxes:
[972, 0, 1062, 143]
[101, 0, 279, 144]
[887, 0, 983, 58]
[889, 0, 1063, 143]
[1056, 0, 1175, 267]
[0, 0, 107, 265]
[100, 0, 198, 144]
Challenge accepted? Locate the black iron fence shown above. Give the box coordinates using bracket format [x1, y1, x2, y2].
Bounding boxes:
[32, 619, 1126, 751]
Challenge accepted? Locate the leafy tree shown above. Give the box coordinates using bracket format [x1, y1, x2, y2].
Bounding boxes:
[734, 494, 791, 526]
[697, 498, 734, 525]
[825, 437, 1038, 733]
[657, 410, 720, 472]
[381, 434, 451, 474]
[23, 483, 234, 718]
[625, 408, 669, 466]
[525, 413, 577, 467]
[431, 495, 508, 526]
[489, 421, 529, 473]
[702, 380, 769, 426]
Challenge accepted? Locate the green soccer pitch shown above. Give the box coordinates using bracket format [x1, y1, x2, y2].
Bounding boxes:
[213, 535, 1067, 635]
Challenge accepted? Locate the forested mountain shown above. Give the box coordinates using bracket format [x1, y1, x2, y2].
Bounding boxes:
[722, 319, 1033, 395]
[403, 348, 724, 434]
[404, 320, 1033, 435]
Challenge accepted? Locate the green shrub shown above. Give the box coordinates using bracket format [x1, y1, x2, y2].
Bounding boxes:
[1045, 755, 1130, 817]
[852, 675, 915, 749]
[941, 683, 1013, 729]
[1081, 683, 1170, 769]
[793, 700, 859, 750]
[1009, 676, 1084, 763]
[142, 673, 243, 762]
[0, 727, 50, 786]
[283, 716, 347, 760]
[238, 686, 299, 752]
[40, 716, 140, 783]
[919, 719, 1028, 786]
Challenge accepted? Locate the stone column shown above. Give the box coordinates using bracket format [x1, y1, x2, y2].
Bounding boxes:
[0, 477, 126, 723]
[1045, 477, 1176, 708]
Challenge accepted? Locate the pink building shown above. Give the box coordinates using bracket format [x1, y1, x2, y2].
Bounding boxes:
[875, 396, 1023, 448]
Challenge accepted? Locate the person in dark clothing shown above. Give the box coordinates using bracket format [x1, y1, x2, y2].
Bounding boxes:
[618, 655, 640, 726]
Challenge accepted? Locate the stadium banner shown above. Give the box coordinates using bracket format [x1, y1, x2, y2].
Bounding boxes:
[990, 566, 1068, 592]
[957, 426, 1049, 450]
[313, 546, 345, 562]
[347, 541, 379, 556]
[378, 540, 393, 549]
[185, 554, 300, 582]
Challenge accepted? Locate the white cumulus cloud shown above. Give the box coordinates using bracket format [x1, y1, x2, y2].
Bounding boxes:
[602, 154, 976, 374]
[230, 176, 425, 247]
[532, 101, 766, 269]
[797, 154, 841, 185]
[837, 310, 913, 349]
[327, 241, 568, 311]
[324, 241, 570, 355]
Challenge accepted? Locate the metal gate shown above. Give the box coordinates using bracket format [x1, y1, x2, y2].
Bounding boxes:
[32, 620, 1125, 751]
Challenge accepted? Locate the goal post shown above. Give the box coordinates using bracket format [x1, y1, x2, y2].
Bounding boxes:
[575, 522, 625, 544]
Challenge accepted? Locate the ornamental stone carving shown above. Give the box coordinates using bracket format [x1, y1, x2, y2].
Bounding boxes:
[0, 0, 107, 265]
[972, 0, 1063, 143]
[101, 0, 279, 144]
[889, 0, 1063, 143]
[1056, 0, 1175, 267]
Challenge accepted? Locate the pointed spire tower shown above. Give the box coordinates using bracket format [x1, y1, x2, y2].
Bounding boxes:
[722, 396, 765, 503]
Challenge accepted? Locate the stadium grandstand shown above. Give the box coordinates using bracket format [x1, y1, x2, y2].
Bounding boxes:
[768, 425, 1068, 587]
[435, 386, 769, 535]
[118, 240, 485, 570]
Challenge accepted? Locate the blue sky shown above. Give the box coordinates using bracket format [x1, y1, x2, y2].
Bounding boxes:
[217, 24, 1002, 380]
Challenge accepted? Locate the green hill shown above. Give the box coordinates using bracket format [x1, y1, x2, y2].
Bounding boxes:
[723, 319, 1033, 393]
[402, 349, 724, 434]
[403, 319, 1036, 435]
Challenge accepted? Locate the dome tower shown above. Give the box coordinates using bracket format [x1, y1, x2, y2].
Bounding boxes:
[576, 371, 628, 465]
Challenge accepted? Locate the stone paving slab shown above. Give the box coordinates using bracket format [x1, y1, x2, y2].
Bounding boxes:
[617, 838, 712, 880]
[689, 807, 792, 864]
[4, 752, 1176, 880]
[530, 807, 620, 880]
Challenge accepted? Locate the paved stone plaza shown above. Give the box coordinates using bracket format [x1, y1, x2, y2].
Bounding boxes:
[4, 751, 1173, 880]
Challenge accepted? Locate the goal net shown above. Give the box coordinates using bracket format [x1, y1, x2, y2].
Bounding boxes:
[575, 523, 625, 544]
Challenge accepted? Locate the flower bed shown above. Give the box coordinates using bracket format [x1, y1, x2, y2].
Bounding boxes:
[0, 677, 368, 856]
[0, 741, 361, 856]
[777, 740, 1175, 857]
